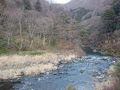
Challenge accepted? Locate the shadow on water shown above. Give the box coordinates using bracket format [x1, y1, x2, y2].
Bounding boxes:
[0, 81, 13, 90]
[0, 80, 20, 90]
[82, 47, 111, 56]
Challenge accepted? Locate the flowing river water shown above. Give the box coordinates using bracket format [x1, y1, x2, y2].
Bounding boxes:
[0, 52, 116, 90]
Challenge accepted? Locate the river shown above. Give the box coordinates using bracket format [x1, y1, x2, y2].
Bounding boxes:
[0, 53, 116, 90]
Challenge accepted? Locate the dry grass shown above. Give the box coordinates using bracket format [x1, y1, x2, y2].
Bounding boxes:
[95, 66, 120, 90]
[95, 78, 119, 90]
[0, 53, 78, 79]
[103, 79, 120, 90]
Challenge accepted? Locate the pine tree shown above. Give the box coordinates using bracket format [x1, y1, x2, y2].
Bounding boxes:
[23, 0, 32, 10]
[113, 0, 120, 15]
[35, 0, 42, 12]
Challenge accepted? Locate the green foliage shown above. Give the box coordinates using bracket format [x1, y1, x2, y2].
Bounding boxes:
[0, 38, 7, 48]
[102, 0, 120, 33]
[23, 0, 32, 10]
[34, 0, 42, 12]
[0, 48, 9, 55]
[0, 38, 10, 55]
[116, 22, 120, 30]
[102, 9, 116, 20]
[66, 84, 76, 90]
[50, 39, 57, 47]
[79, 29, 90, 38]
[18, 50, 45, 55]
[102, 9, 116, 33]
[113, 0, 120, 15]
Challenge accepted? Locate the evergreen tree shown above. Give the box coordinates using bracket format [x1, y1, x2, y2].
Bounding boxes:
[113, 0, 120, 15]
[102, 9, 116, 33]
[23, 0, 32, 10]
[101, 0, 120, 33]
[35, 0, 42, 12]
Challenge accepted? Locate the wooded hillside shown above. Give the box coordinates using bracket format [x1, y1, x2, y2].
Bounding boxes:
[0, 0, 82, 54]
[66, 0, 120, 56]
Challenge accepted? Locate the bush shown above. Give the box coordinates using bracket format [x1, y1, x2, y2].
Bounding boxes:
[102, 9, 116, 20]
[66, 84, 76, 90]
[0, 48, 9, 55]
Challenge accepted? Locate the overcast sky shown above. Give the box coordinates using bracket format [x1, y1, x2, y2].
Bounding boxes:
[47, 0, 71, 4]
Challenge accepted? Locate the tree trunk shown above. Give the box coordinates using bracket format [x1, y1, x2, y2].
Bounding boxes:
[19, 19, 23, 50]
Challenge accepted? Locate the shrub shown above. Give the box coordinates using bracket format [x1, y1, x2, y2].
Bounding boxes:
[66, 84, 76, 90]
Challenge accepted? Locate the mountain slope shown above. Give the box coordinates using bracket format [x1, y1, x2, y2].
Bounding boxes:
[65, 0, 112, 11]
[65, 0, 120, 56]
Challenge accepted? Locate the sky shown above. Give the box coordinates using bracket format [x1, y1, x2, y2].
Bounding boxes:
[47, 0, 71, 4]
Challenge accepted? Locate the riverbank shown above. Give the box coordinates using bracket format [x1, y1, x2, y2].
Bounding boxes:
[86, 46, 120, 90]
[0, 52, 84, 80]
[95, 65, 120, 90]
[95, 47, 120, 90]
[91, 46, 120, 57]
